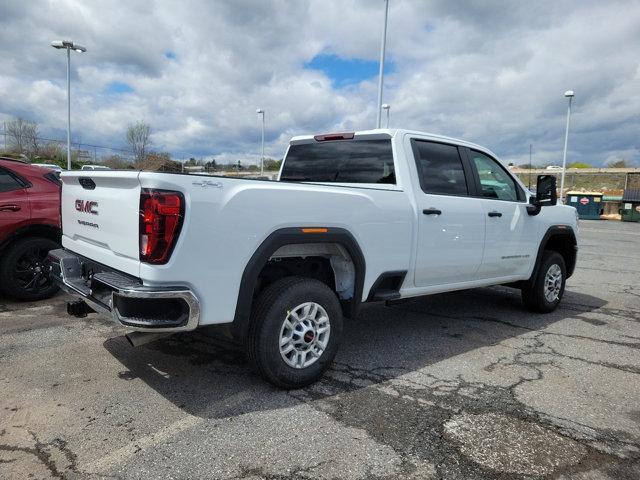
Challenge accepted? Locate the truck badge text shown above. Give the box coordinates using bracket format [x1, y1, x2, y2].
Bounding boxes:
[75, 199, 98, 215]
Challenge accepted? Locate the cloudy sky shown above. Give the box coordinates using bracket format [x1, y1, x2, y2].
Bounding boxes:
[0, 0, 638, 166]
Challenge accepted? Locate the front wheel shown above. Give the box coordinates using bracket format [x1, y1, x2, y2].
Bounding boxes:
[521, 250, 566, 313]
[246, 276, 343, 389]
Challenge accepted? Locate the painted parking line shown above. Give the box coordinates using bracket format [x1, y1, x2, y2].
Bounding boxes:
[85, 390, 253, 474]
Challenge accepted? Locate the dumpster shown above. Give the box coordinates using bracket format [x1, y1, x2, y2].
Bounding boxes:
[566, 191, 603, 220]
[621, 189, 640, 222]
[602, 194, 623, 216]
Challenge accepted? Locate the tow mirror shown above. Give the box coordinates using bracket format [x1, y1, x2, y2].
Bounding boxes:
[527, 175, 557, 215]
[536, 175, 557, 206]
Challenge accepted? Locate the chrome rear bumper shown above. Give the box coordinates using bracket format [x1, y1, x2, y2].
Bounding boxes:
[48, 249, 199, 332]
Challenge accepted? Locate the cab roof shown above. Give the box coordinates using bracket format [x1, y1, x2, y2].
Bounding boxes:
[289, 128, 500, 160]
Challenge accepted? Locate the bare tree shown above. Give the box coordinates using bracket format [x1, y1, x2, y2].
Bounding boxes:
[126, 121, 151, 165]
[5, 117, 39, 155]
[24, 121, 40, 156]
[607, 159, 630, 168]
[102, 154, 133, 170]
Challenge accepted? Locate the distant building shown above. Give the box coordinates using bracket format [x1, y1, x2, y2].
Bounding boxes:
[621, 189, 640, 222]
[626, 172, 640, 190]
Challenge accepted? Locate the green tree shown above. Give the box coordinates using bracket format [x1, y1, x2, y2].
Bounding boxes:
[568, 162, 592, 168]
[263, 158, 282, 171]
[204, 159, 217, 171]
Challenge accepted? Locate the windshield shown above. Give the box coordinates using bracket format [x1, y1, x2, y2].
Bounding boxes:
[280, 139, 395, 184]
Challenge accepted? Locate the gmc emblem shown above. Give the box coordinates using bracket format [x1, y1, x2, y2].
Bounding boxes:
[75, 199, 99, 215]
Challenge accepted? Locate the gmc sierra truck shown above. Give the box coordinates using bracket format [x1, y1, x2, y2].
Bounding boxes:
[49, 129, 578, 388]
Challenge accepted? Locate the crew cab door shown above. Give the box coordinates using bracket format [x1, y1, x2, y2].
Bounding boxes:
[410, 139, 485, 287]
[0, 166, 30, 239]
[464, 148, 538, 278]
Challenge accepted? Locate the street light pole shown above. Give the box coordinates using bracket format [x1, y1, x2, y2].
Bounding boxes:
[529, 143, 532, 190]
[382, 104, 390, 128]
[256, 108, 265, 176]
[51, 40, 86, 170]
[66, 46, 71, 170]
[376, 0, 389, 129]
[559, 90, 574, 203]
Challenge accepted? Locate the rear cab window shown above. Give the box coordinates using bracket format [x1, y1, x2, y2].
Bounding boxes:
[410, 139, 470, 196]
[280, 139, 395, 185]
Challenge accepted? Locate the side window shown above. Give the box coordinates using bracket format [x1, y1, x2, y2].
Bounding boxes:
[0, 168, 25, 193]
[412, 140, 468, 196]
[469, 150, 521, 201]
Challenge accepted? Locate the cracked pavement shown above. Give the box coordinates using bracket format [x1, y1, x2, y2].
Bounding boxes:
[1, 220, 639, 479]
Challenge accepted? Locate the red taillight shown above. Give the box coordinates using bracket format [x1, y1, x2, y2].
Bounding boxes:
[139, 189, 184, 264]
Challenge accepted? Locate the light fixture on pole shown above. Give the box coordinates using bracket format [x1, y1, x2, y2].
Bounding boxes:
[256, 108, 265, 176]
[559, 90, 574, 203]
[51, 40, 86, 171]
[382, 104, 390, 128]
[376, 0, 390, 129]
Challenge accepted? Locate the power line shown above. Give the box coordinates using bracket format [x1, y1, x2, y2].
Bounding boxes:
[0, 127, 133, 154]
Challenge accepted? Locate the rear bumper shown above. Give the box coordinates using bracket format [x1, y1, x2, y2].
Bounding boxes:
[48, 248, 199, 332]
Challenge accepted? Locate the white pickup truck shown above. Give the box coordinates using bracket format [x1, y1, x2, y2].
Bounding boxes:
[49, 129, 578, 388]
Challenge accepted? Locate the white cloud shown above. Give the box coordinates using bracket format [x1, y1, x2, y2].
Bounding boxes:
[0, 0, 638, 166]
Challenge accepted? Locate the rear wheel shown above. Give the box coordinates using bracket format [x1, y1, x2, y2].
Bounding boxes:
[0, 237, 59, 301]
[246, 276, 343, 389]
[522, 250, 566, 313]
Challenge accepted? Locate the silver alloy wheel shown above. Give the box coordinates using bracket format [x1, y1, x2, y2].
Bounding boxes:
[279, 302, 330, 369]
[543, 264, 563, 303]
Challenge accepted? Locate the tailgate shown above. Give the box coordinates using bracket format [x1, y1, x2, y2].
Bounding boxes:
[60, 171, 142, 277]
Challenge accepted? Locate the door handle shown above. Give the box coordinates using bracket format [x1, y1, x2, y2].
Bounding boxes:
[423, 208, 442, 216]
[0, 204, 20, 212]
[488, 211, 502, 217]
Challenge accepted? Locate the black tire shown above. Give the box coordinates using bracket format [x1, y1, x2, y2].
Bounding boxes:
[0, 237, 60, 301]
[246, 276, 343, 389]
[521, 250, 566, 313]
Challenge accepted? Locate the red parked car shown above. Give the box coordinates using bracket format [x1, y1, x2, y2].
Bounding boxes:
[0, 158, 61, 300]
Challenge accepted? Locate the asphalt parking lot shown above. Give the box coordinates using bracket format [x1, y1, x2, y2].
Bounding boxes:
[1, 220, 639, 479]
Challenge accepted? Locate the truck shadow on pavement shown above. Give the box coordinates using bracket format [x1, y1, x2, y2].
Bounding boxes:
[103, 285, 607, 421]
